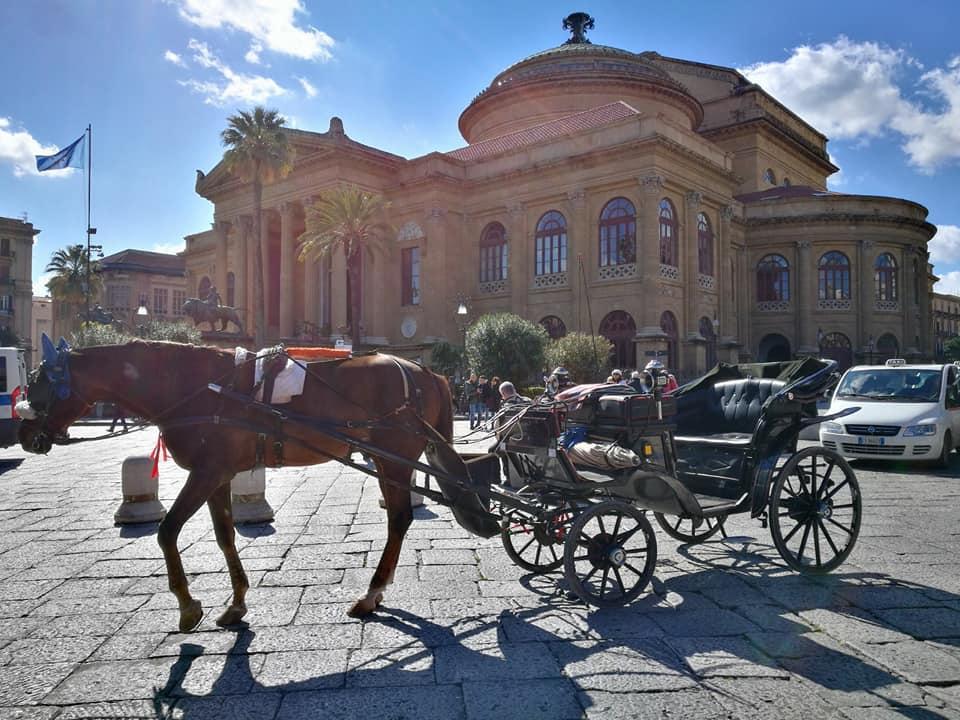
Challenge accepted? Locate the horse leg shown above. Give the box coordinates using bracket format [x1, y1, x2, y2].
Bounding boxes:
[348, 459, 414, 617]
[157, 469, 220, 632]
[207, 482, 249, 627]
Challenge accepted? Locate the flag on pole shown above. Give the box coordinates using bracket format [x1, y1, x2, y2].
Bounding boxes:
[35, 134, 85, 172]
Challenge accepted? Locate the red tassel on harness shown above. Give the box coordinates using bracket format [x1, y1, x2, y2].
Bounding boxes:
[150, 433, 169, 478]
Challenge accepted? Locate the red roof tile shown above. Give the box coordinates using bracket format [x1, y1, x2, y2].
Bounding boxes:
[447, 101, 640, 162]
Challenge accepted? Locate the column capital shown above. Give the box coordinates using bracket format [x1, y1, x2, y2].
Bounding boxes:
[720, 205, 736, 221]
[279, 200, 299, 220]
[639, 174, 664, 193]
[236, 214, 253, 234]
[213, 218, 232, 234]
[795, 239, 812, 250]
[685, 190, 702, 207]
[859, 238, 875, 249]
[426, 206, 446, 222]
[507, 202, 526, 217]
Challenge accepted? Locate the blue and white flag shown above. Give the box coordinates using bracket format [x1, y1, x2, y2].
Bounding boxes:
[35, 134, 85, 172]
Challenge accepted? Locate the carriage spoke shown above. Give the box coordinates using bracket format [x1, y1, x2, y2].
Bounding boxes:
[601, 566, 611, 597]
[617, 525, 642, 545]
[547, 545, 559, 563]
[818, 518, 841, 556]
[623, 562, 644, 577]
[672, 516, 684, 532]
[613, 567, 627, 596]
[796, 520, 812, 563]
[583, 566, 599, 583]
[813, 519, 822, 566]
[830, 502, 855, 510]
[596, 515, 608, 536]
[517, 536, 536, 556]
[825, 516, 855, 536]
[573, 554, 590, 562]
[824, 479, 850, 501]
[534, 544, 542, 566]
[782, 517, 805, 544]
[612, 513, 623, 540]
[816, 461, 836, 501]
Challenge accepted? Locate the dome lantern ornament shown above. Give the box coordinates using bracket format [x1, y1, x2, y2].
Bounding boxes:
[562, 12, 594, 45]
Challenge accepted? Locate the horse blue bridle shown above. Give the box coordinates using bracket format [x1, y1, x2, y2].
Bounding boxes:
[18, 334, 73, 452]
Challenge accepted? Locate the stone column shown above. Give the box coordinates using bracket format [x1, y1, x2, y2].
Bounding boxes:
[796, 239, 816, 355]
[918, 249, 932, 357]
[718, 205, 738, 361]
[567, 188, 597, 335]
[683, 191, 701, 339]
[237, 215, 253, 333]
[213, 220, 230, 302]
[507, 202, 527, 319]
[260, 210, 273, 339]
[736, 245, 750, 360]
[305, 257, 320, 329]
[859, 239, 874, 353]
[279, 201, 297, 338]
[331, 245, 348, 341]
[636, 175, 668, 359]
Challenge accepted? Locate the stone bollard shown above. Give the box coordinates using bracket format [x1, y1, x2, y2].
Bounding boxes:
[231, 466, 275, 524]
[114, 455, 166, 525]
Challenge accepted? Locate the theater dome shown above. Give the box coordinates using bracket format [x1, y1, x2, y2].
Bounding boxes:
[458, 12, 703, 143]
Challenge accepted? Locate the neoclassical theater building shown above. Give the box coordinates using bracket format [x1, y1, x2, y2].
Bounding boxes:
[185, 13, 936, 377]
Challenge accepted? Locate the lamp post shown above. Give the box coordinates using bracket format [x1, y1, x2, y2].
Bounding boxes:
[866, 334, 875, 366]
[136, 303, 149, 338]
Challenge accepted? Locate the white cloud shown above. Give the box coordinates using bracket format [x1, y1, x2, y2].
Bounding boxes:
[153, 241, 185, 255]
[930, 225, 960, 266]
[245, 40, 263, 65]
[296, 76, 317, 98]
[179, 39, 287, 106]
[741, 37, 960, 173]
[35, 272, 55, 294]
[172, 0, 334, 62]
[164, 49, 186, 67]
[935, 270, 960, 295]
[0, 117, 76, 179]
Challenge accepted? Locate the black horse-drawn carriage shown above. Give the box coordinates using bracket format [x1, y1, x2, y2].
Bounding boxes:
[485, 357, 863, 607]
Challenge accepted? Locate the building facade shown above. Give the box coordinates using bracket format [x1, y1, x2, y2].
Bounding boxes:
[99, 249, 188, 327]
[934, 291, 960, 359]
[30, 296, 51, 368]
[185, 14, 936, 376]
[0, 216, 37, 351]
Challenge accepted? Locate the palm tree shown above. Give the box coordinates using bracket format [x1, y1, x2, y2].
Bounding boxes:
[220, 107, 294, 346]
[46, 245, 101, 331]
[297, 185, 392, 346]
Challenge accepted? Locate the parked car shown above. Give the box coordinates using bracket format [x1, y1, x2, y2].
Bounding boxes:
[0, 346, 27, 447]
[819, 359, 960, 467]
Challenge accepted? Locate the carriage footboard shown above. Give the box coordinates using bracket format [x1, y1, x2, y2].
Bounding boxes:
[424, 442, 500, 538]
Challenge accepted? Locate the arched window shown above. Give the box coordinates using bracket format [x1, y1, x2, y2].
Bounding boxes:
[479, 222, 508, 283]
[226, 272, 235, 307]
[818, 252, 851, 300]
[756, 254, 790, 301]
[782, 177, 791, 187]
[874, 253, 898, 302]
[198, 276, 211, 300]
[764, 168, 777, 185]
[660, 310, 678, 371]
[697, 212, 713, 276]
[759, 333, 792, 362]
[819, 332, 852, 371]
[535, 211, 567, 276]
[699, 316, 717, 369]
[599, 310, 636, 370]
[877, 333, 899, 361]
[540, 315, 566, 339]
[659, 198, 678, 267]
[598, 198, 636, 267]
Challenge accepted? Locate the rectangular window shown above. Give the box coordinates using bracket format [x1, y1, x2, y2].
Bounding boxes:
[107, 285, 131, 311]
[401, 247, 421, 306]
[0, 238, 9, 257]
[173, 290, 186, 316]
[153, 288, 168, 315]
[0, 295, 13, 312]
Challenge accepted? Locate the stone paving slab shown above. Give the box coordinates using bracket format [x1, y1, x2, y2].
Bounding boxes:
[3, 426, 960, 717]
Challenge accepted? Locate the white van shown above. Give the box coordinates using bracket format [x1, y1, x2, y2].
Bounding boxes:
[0, 347, 27, 447]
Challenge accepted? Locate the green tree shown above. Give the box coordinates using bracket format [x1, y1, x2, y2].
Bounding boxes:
[428, 340, 463, 377]
[944, 336, 960, 362]
[465, 313, 547, 382]
[45, 244, 102, 307]
[297, 185, 392, 346]
[220, 106, 294, 346]
[544, 332, 614, 384]
[0, 327, 21, 347]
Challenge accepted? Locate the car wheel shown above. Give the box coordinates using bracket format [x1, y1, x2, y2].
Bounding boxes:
[936, 431, 952, 469]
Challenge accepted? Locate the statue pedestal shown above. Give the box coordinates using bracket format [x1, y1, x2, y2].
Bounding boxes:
[231, 466, 275, 524]
[114, 456, 166, 525]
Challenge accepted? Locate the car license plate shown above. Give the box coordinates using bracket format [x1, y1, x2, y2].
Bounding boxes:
[858, 436, 884, 446]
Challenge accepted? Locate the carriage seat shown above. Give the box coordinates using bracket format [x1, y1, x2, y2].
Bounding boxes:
[674, 378, 786, 443]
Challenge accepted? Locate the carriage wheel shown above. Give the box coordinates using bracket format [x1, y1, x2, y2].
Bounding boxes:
[769, 446, 861, 575]
[654, 512, 727, 544]
[563, 501, 657, 608]
[501, 503, 576, 573]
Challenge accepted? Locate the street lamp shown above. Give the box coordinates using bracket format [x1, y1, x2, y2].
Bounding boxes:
[136, 303, 149, 338]
[455, 293, 470, 387]
[866, 334, 875, 365]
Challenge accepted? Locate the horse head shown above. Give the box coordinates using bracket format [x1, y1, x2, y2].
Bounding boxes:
[18, 334, 93, 454]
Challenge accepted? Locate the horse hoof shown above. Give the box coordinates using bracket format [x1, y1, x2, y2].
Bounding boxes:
[216, 604, 248, 627]
[179, 600, 204, 632]
[347, 593, 383, 618]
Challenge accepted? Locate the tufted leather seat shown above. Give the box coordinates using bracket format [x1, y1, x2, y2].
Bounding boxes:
[675, 378, 785, 440]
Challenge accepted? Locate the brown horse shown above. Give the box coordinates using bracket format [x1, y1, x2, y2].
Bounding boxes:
[18, 336, 457, 632]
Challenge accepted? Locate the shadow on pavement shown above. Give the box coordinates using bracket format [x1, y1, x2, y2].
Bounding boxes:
[145, 537, 960, 719]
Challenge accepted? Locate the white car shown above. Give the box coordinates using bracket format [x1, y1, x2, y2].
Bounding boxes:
[819, 360, 960, 466]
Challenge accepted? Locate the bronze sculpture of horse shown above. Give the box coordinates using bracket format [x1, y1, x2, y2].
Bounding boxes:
[181, 297, 245, 334]
[17, 336, 457, 632]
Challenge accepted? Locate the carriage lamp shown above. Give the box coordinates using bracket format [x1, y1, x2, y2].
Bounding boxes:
[640, 441, 655, 458]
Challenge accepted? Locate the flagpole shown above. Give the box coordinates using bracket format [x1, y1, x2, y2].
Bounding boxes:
[84, 124, 96, 322]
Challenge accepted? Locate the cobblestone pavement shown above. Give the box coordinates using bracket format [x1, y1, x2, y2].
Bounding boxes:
[2, 421, 960, 718]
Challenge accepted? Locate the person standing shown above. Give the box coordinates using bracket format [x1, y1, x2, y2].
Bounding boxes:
[465, 372, 481, 429]
[477, 375, 492, 423]
[487, 376, 502, 417]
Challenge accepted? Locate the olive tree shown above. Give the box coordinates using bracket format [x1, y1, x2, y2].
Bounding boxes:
[465, 313, 547, 382]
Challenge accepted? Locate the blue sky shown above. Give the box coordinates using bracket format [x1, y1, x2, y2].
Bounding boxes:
[3, 0, 960, 293]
